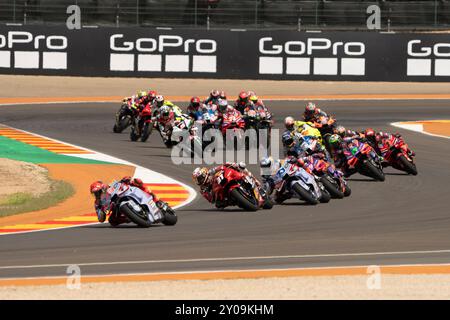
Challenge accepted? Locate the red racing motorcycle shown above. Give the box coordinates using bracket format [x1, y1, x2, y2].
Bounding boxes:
[380, 136, 417, 175]
[211, 166, 272, 211]
[130, 103, 154, 142]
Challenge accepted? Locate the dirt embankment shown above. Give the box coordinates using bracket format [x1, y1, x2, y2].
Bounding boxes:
[0, 158, 51, 200]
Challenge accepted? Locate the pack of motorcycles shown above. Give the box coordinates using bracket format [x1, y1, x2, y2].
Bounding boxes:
[112, 97, 417, 218]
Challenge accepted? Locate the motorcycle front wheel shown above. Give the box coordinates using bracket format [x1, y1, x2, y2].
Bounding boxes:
[292, 183, 319, 205]
[230, 188, 259, 211]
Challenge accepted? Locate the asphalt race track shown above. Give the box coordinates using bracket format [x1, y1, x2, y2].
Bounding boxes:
[0, 100, 449, 278]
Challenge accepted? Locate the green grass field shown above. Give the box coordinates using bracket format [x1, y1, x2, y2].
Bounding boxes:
[0, 180, 74, 217]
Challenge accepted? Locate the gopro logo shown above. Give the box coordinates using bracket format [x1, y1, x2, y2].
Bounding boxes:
[258, 37, 366, 76]
[407, 40, 450, 76]
[109, 34, 217, 73]
[0, 31, 68, 70]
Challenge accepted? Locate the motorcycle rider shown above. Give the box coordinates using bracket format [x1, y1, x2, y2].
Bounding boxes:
[234, 91, 253, 114]
[204, 89, 221, 106]
[187, 96, 203, 119]
[334, 125, 362, 139]
[302, 102, 330, 123]
[363, 128, 415, 160]
[192, 162, 259, 208]
[89, 177, 165, 227]
[260, 155, 310, 204]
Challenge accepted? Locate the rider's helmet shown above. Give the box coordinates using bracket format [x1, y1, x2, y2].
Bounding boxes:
[148, 90, 157, 101]
[155, 95, 165, 108]
[260, 156, 273, 169]
[249, 95, 258, 104]
[335, 125, 346, 137]
[190, 96, 201, 109]
[137, 91, 147, 99]
[328, 134, 342, 147]
[286, 155, 298, 164]
[282, 131, 295, 148]
[305, 102, 317, 115]
[238, 91, 249, 104]
[364, 128, 375, 138]
[217, 98, 228, 113]
[210, 89, 220, 99]
[192, 167, 209, 186]
[284, 116, 295, 131]
[159, 105, 171, 120]
[219, 91, 227, 100]
[90, 181, 107, 199]
[237, 161, 246, 170]
[247, 90, 255, 97]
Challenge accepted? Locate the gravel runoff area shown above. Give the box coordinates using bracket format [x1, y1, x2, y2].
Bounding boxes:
[0, 158, 51, 199]
[1, 275, 450, 300]
[0, 75, 449, 98]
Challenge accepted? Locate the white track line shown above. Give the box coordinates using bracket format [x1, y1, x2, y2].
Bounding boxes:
[391, 121, 450, 140]
[1, 249, 450, 270]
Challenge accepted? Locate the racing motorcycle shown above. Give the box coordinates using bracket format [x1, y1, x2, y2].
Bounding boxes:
[211, 166, 272, 211]
[297, 137, 349, 198]
[303, 155, 351, 199]
[130, 103, 154, 142]
[221, 111, 246, 149]
[100, 180, 177, 227]
[113, 100, 137, 133]
[272, 159, 330, 205]
[243, 108, 273, 149]
[170, 116, 204, 158]
[343, 139, 385, 181]
[195, 106, 221, 149]
[313, 115, 337, 151]
[377, 136, 417, 175]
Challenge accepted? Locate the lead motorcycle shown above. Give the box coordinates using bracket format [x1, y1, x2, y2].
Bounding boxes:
[211, 166, 272, 211]
[377, 135, 417, 175]
[100, 180, 177, 227]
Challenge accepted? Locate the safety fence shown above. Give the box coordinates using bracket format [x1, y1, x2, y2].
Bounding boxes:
[1, 1, 450, 31]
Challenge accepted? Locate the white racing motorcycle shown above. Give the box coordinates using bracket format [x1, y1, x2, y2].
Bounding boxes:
[272, 159, 330, 205]
[103, 181, 177, 227]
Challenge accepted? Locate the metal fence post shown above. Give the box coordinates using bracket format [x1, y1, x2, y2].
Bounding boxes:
[136, 0, 139, 26]
[434, 0, 438, 27]
[13, 0, 16, 23]
[23, 1, 27, 25]
[116, 2, 120, 28]
[207, 5, 210, 30]
[254, 0, 258, 28]
[195, 0, 198, 27]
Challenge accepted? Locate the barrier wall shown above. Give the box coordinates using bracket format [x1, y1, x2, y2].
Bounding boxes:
[0, 26, 449, 81]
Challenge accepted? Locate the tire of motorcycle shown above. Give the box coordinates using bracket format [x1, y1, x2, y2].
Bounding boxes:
[398, 154, 418, 175]
[161, 207, 178, 226]
[320, 176, 344, 199]
[130, 128, 139, 142]
[230, 188, 259, 211]
[113, 123, 122, 133]
[292, 183, 318, 205]
[362, 159, 385, 181]
[140, 122, 153, 142]
[319, 189, 331, 203]
[262, 198, 274, 209]
[344, 185, 352, 197]
[120, 203, 152, 227]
